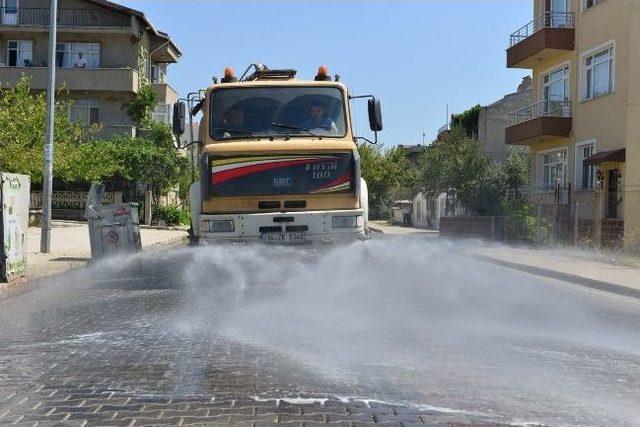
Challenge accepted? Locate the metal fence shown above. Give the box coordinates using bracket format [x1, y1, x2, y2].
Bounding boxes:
[30, 191, 116, 210]
[0, 7, 130, 27]
[509, 11, 575, 47]
[439, 185, 640, 252]
[509, 100, 572, 126]
[518, 185, 640, 250]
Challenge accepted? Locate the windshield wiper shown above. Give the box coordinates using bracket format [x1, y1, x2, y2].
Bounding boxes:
[211, 127, 259, 139]
[271, 122, 322, 138]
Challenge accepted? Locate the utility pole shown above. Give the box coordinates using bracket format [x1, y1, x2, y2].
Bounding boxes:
[41, 0, 58, 253]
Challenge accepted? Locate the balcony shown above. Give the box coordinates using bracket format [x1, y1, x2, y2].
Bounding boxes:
[505, 100, 572, 145]
[153, 82, 179, 104]
[0, 7, 130, 29]
[507, 12, 575, 69]
[0, 67, 139, 93]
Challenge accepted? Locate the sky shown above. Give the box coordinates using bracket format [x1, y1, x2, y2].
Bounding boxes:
[118, 0, 532, 146]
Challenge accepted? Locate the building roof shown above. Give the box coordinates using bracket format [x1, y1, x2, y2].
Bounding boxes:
[85, 0, 182, 59]
[584, 148, 626, 165]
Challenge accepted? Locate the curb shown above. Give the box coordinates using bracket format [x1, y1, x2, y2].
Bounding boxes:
[368, 224, 385, 234]
[1, 235, 189, 297]
[140, 225, 189, 231]
[477, 255, 640, 300]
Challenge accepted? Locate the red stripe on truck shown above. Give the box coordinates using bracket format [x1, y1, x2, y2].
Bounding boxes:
[212, 158, 325, 185]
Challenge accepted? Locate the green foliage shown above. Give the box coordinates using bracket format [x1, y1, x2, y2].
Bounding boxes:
[0, 75, 188, 202]
[451, 104, 480, 138]
[124, 83, 158, 127]
[416, 128, 489, 206]
[416, 130, 530, 216]
[359, 144, 415, 220]
[0, 75, 85, 183]
[502, 146, 530, 192]
[63, 123, 190, 196]
[152, 204, 190, 226]
[502, 199, 551, 244]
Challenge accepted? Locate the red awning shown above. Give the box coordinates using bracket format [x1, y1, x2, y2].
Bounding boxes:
[583, 148, 625, 165]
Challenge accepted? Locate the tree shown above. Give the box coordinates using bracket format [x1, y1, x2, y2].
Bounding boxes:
[124, 83, 158, 127]
[359, 144, 415, 219]
[0, 75, 84, 183]
[0, 76, 188, 201]
[68, 123, 190, 197]
[451, 104, 481, 139]
[502, 146, 530, 194]
[416, 128, 489, 203]
[415, 129, 531, 217]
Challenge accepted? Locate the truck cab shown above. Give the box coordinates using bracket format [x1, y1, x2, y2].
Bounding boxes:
[174, 65, 382, 245]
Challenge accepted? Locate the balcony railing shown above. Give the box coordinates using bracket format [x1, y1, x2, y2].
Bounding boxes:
[0, 7, 130, 28]
[509, 12, 574, 47]
[509, 100, 572, 126]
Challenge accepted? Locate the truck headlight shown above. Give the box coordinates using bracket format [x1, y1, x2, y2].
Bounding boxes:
[209, 220, 235, 233]
[332, 215, 361, 229]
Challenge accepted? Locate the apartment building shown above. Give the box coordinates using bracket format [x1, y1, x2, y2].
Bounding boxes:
[0, 0, 181, 139]
[505, 0, 640, 247]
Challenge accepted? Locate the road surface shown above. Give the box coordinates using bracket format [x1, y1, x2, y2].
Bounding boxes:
[1, 236, 639, 426]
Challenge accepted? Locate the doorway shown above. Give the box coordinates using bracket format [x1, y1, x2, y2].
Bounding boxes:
[545, 0, 571, 27]
[606, 169, 620, 219]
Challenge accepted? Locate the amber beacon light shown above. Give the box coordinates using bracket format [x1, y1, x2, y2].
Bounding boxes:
[221, 66, 238, 83]
[315, 65, 331, 81]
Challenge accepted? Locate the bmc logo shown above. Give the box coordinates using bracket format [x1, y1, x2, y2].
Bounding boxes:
[273, 176, 292, 189]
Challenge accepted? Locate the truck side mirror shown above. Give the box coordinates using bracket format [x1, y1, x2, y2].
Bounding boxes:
[172, 101, 186, 135]
[368, 98, 383, 132]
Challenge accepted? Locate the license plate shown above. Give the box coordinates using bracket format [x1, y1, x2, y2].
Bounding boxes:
[260, 232, 307, 244]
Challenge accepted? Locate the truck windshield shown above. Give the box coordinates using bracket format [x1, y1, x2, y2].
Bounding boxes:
[210, 86, 347, 140]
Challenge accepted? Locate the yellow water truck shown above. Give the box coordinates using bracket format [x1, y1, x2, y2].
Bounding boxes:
[173, 64, 383, 245]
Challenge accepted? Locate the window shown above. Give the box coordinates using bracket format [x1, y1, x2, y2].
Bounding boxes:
[210, 86, 347, 140]
[151, 65, 167, 84]
[583, 45, 614, 100]
[549, 0, 571, 27]
[152, 104, 173, 125]
[7, 40, 32, 67]
[543, 66, 569, 102]
[56, 43, 100, 68]
[575, 141, 596, 190]
[539, 149, 567, 191]
[70, 99, 100, 126]
[542, 65, 570, 114]
[583, 0, 604, 11]
[2, 0, 19, 25]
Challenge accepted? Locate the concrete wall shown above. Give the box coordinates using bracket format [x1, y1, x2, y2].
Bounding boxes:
[478, 87, 532, 162]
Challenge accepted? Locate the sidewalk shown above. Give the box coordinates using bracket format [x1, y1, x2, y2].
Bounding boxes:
[23, 221, 187, 282]
[369, 221, 640, 297]
[369, 220, 439, 236]
[474, 245, 640, 296]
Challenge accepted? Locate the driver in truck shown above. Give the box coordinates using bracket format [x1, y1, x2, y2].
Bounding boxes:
[302, 100, 338, 134]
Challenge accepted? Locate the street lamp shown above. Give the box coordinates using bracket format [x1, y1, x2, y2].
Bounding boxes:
[41, 0, 58, 253]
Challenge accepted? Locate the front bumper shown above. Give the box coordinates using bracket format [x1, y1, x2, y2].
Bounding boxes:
[196, 209, 367, 244]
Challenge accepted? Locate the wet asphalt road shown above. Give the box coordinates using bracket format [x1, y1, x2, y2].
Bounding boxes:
[1, 236, 640, 426]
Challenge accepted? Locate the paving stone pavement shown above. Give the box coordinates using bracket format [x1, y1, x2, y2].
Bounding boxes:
[0, 250, 500, 427]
